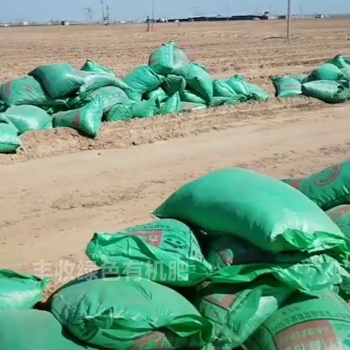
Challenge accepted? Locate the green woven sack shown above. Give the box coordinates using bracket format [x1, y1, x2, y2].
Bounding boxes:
[0, 76, 66, 108]
[51, 276, 213, 350]
[0, 121, 21, 153]
[213, 80, 237, 98]
[245, 290, 350, 350]
[272, 76, 302, 98]
[186, 63, 213, 104]
[29, 63, 85, 99]
[310, 62, 346, 81]
[132, 96, 160, 118]
[80, 59, 115, 75]
[145, 87, 167, 101]
[78, 71, 130, 97]
[0, 310, 97, 350]
[68, 85, 129, 111]
[283, 160, 350, 210]
[206, 236, 348, 292]
[196, 280, 294, 350]
[160, 92, 182, 115]
[53, 99, 103, 138]
[106, 101, 135, 122]
[124, 65, 165, 102]
[226, 75, 269, 100]
[226, 75, 250, 95]
[0, 269, 51, 310]
[180, 89, 207, 104]
[153, 168, 348, 254]
[85, 219, 212, 286]
[149, 41, 190, 76]
[161, 75, 186, 96]
[302, 80, 350, 103]
[1, 105, 52, 134]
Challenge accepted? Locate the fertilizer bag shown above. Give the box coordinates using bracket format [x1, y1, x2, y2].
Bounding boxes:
[161, 75, 186, 96]
[80, 59, 115, 76]
[77, 71, 129, 97]
[0, 269, 50, 310]
[132, 96, 160, 118]
[0, 122, 21, 153]
[180, 89, 207, 104]
[310, 62, 346, 81]
[160, 92, 182, 115]
[245, 290, 350, 350]
[302, 80, 350, 103]
[195, 280, 293, 350]
[145, 87, 167, 101]
[206, 236, 347, 292]
[283, 159, 350, 210]
[153, 168, 346, 254]
[85, 219, 212, 286]
[53, 99, 103, 138]
[272, 76, 302, 98]
[186, 63, 213, 104]
[1, 105, 52, 134]
[328, 55, 350, 79]
[0, 76, 65, 108]
[149, 41, 190, 76]
[226, 75, 250, 95]
[106, 100, 135, 122]
[69, 85, 129, 111]
[213, 79, 237, 98]
[327, 205, 350, 238]
[50, 276, 213, 350]
[226, 75, 269, 101]
[124, 65, 165, 101]
[29, 63, 85, 99]
[0, 309, 98, 350]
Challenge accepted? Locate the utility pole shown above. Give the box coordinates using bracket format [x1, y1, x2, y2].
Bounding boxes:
[100, 0, 105, 24]
[287, 0, 292, 39]
[84, 7, 92, 22]
[151, 0, 155, 31]
[226, 4, 229, 20]
[105, 4, 110, 25]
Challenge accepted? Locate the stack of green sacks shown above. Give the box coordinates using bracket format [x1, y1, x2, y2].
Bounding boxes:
[272, 54, 350, 103]
[82, 166, 350, 350]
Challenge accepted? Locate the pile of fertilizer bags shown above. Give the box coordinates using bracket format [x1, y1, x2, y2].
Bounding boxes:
[0, 41, 269, 154]
[4, 160, 350, 350]
[272, 54, 350, 103]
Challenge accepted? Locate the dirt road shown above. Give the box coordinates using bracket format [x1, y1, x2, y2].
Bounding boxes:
[1, 104, 350, 278]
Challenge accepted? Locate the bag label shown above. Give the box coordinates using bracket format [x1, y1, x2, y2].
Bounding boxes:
[127, 230, 163, 248]
[203, 294, 237, 310]
[313, 164, 342, 187]
[276, 320, 340, 350]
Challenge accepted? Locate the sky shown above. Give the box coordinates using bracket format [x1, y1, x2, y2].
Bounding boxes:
[0, 0, 350, 22]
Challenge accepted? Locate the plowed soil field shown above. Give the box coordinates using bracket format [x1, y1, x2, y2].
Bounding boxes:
[1, 19, 350, 286]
